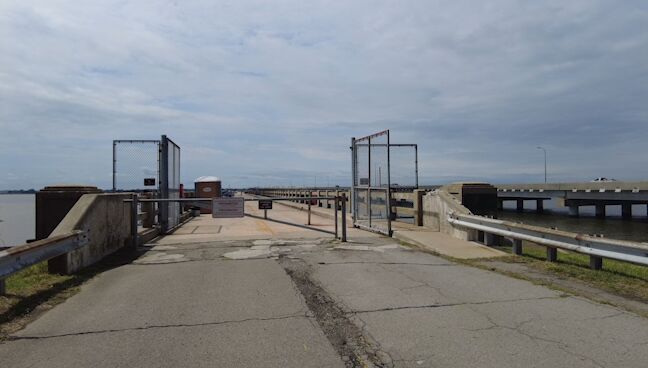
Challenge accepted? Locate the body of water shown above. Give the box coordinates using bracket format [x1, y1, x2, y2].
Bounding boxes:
[0, 194, 35, 247]
[499, 199, 648, 243]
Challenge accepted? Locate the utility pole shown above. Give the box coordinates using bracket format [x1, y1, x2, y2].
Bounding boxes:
[537, 146, 547, 183]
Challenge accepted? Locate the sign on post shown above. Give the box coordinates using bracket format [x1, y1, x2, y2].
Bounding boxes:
[258, 200, 273, 210]
[144, 178, 156, 186]
[212, 197, 245, 218]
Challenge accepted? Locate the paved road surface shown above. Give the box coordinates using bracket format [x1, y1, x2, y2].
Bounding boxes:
[1, 199, 647, 367]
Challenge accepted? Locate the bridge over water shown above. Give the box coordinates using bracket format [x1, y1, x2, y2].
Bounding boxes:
[497, 181, 648, 217]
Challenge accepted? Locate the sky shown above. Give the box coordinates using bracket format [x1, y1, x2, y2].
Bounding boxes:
[1, 0, 647, 189]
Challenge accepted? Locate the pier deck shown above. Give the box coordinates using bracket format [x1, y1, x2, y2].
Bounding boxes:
[1, 200, 648, 367]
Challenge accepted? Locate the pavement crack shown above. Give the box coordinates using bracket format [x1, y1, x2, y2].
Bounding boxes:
[316, 262, 454, 267]
[350, 296, 565, 315]
[278, 256, 392, 368]
[8, 314, 307, 341]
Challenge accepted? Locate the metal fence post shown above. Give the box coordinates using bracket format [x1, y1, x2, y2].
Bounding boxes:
[341, 195, 347, 242]
[112, 140, 117, 192]
[131, 193, 138, 249]
[159, 135, 169, 233]
[334, 196, 339, 239]
[350, 137, 356, 225]
[307, 197, 311, 225]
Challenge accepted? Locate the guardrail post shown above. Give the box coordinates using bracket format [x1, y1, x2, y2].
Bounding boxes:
[546, 247, 558, 262]
[512, 239, 523, 255]
[130, 193, 138, 249]
[589, 255, 603, 270]
[484, 232, 497, 246]
[341, 194, 347, 242]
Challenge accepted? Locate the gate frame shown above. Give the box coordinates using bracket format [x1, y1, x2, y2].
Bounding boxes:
[112, 139, 161, 192]
[160, 135, 181, 233]
[112, 135, 180, 234]
[351, 130, 418, 236]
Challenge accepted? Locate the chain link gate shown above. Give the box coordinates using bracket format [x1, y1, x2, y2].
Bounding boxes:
[160, 135, 181, 232]
[113, 135, 181, 234]
[351, 130, 418, 236]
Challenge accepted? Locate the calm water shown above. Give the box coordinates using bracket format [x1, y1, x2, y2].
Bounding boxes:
[499, 199, 648, 243]
[0, 194, 35, 247]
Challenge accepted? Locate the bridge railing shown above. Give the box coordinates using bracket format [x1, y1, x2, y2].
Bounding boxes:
[447, 213, 648, 269]
[0, 231, 88, 295]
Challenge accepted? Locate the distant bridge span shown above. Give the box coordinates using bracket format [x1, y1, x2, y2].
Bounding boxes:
[496, 181, 648, 217]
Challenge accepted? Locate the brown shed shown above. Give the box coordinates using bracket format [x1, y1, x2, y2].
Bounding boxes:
[194, 176, 222, 214]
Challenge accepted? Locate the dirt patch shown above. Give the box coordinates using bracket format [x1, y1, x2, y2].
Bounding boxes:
[278, 257, 391, 368]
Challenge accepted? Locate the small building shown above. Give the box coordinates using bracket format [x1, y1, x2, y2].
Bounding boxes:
[194, 176, 222, 214]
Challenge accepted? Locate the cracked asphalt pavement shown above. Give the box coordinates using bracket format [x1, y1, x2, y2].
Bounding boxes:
[1, 209, 648, 367]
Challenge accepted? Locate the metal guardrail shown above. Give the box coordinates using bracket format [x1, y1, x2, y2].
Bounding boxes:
[0, 231, 88, 294]
[447, 213, 648, 269]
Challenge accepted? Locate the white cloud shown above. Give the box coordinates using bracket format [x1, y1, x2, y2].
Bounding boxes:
[1, 0, 647, 188]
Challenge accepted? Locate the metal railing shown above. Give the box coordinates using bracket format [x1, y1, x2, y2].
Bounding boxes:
[0, 231, 88, 295]
[447, 213, 648, 269]
[124, 196, 348, 246]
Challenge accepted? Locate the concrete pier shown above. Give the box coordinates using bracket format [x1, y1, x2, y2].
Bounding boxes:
[568, 205, 579, 217]
[3, 196, 648, 367]
[516, 199, 524, 212]
[536, 199, 544, 213]
[595, 204, 606, 218]
[622, 203, 632, 219]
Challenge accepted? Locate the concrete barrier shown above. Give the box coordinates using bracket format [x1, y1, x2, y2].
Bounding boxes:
[422, 189, 477, 241]
[49, 193, 132, 274]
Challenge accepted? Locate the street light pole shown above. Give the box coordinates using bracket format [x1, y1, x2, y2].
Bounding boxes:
[537, 146, 547, 183]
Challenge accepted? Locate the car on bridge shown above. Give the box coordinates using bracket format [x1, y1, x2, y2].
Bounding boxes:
[591, 177, 616, 182]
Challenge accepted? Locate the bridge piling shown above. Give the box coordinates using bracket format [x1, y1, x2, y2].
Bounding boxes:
[536, 199, 544, 213]
[595, 205, 606, 218]
[622, 203, 632, 219]
[568, 205, 579, 217]
[516, 199, 524, 212]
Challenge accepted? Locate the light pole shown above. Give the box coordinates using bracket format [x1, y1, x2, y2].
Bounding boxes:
[537, 146, 547, 183]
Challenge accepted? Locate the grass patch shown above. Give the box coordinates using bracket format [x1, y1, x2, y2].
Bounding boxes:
[4, 262, 72, 295]
[495, 242, 648, 302]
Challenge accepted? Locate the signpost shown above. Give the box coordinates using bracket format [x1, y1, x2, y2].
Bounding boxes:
[212, 197, 245, 218]
[258, 200, 273, 210]
[258, 199, 272, 219]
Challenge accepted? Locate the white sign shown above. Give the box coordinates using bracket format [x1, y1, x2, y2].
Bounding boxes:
[212, 197, 245, 218]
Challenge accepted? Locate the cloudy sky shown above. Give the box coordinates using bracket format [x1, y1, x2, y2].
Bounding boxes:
[1, 0, 647, 189]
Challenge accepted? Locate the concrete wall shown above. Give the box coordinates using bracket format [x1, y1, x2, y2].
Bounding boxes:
[422, 189, 477, 241]
[49, 193, 132, 274]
